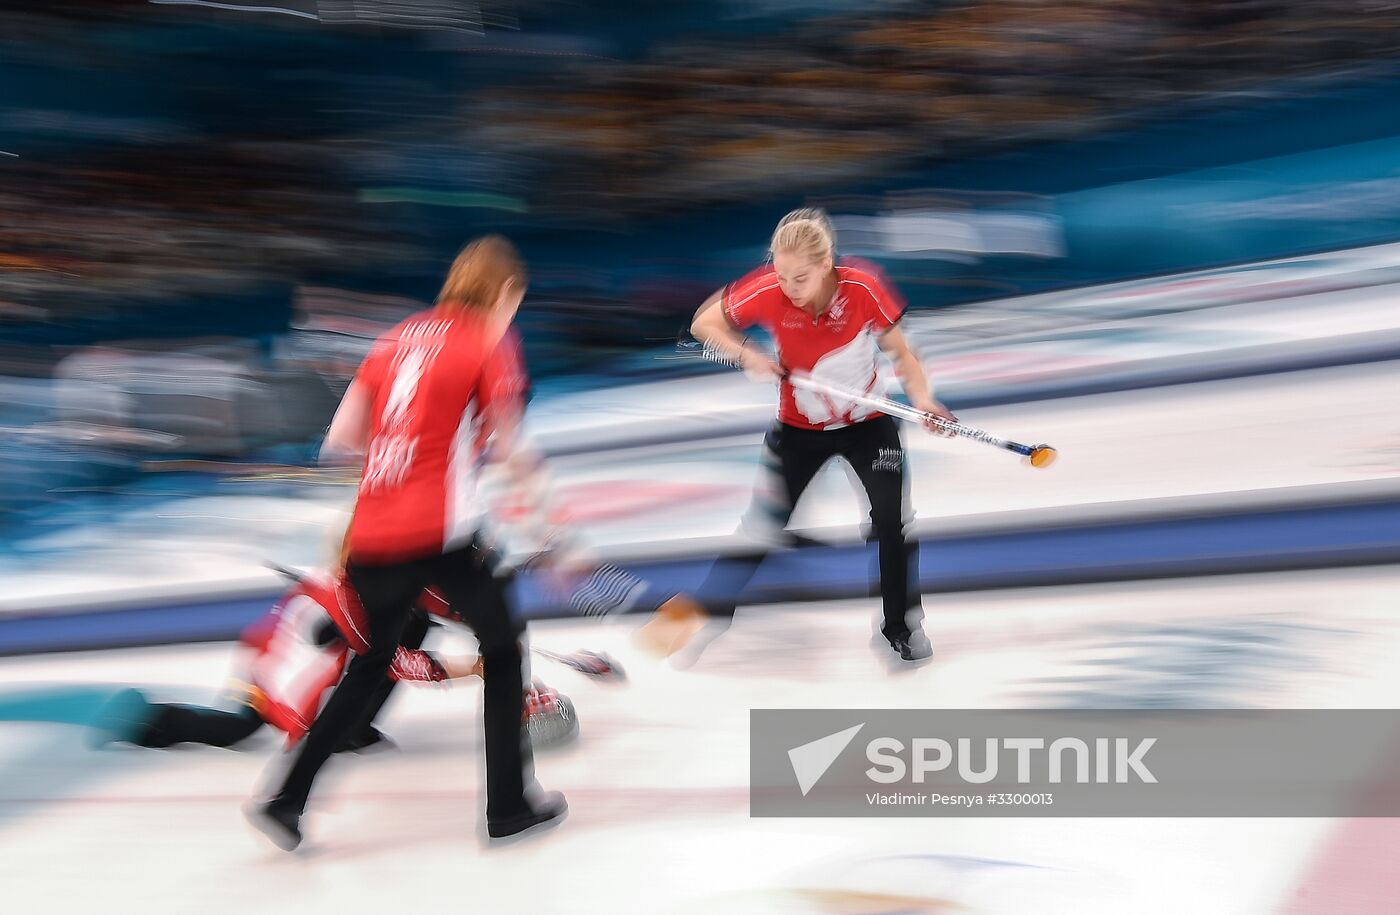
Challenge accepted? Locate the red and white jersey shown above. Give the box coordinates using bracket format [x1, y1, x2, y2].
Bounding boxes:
[722, 258, 904, 431]
[241, 574, 450, 745]
[347, 308, 526, 564]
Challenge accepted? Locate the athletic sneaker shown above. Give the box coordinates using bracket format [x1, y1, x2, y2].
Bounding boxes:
[244, 801, 303, 851]
[883, 627, 933, 662]
[487, 790, 568, 840]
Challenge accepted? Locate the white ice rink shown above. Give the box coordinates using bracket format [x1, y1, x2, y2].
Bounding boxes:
[3, 566, 1399, 914]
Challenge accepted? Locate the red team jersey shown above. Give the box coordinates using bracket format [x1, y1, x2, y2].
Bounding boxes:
[722, 258, 904, 431]
[346, 308, 527, 563]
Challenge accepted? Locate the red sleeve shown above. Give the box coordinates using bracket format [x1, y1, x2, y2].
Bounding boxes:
[721, 265, 784, 331]
[414, 587, 453, 620]
[323, 576, 371, 654]
[845, 259, 905, 330]
[352, 335, 393, 406]
[475, 328, 528, 443]
[482, 328, 528, 413]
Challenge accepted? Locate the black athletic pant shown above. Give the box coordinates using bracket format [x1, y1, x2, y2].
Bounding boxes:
[136, 609, 432, 750]
[268, 538, 531, 823]
[139, 702, 263, 749]
[345, 609, 430, 739]
[697, 415, 920, 640]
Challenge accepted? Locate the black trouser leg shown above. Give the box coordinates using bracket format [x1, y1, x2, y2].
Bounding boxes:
[696, 423, 831, 615]
[139, 702, 264, 748]
[693, 550, 765, 620]
[843, 416, 921, 640]
[269, 558, 421, 815]
[433, 541, 530, 821]
[480, 639, 528, 818]
[342, 608, 431, 744]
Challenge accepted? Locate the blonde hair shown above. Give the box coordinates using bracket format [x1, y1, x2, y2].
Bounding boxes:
[436, 235, 528, 311]
[769, 207, 836, 263]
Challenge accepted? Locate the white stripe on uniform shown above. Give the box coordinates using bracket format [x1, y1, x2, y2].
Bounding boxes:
[443, 401, 482, 552]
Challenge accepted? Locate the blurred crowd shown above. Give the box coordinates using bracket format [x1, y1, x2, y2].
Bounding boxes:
[5, 2, 1400, 339]
[470, 0, 1400, 216]
[0, 148, 410, 348]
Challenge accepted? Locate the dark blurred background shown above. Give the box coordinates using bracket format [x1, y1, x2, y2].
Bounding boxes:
[7, 0, 1400, 379]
